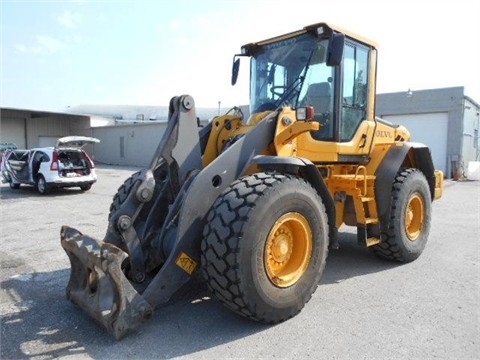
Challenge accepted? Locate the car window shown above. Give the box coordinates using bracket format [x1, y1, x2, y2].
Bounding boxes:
[34, 151, 50, 162]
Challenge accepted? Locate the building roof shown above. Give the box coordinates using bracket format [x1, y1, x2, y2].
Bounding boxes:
[66, 104, 234, 122]
[0, 107, 89, 121]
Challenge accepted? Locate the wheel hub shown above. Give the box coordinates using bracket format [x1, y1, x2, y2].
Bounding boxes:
[265, 212, 313, 288]
[405, 193, 424, 241]
[271, 230, 292, 263]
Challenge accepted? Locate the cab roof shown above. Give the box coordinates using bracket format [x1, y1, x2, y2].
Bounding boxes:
[241, 22, 377, 52]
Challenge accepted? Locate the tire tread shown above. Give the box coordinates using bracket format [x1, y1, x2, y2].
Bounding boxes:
[373, 168, 430, 262]
[201, 172, 326, 323]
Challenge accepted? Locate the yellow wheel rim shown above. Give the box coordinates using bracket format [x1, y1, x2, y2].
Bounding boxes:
[405, 193, 424, 241]
[264, 212, 313, 288]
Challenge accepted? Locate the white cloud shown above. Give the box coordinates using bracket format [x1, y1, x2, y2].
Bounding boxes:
[14, 35, 64, 54]
[14, 44, 28, 53]
[168, 18, 184, 31]
[37, 35, 63, 53]
[58, 10, 82, 29]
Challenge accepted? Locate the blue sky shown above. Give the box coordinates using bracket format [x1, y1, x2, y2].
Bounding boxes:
[1, 0, 479, 112]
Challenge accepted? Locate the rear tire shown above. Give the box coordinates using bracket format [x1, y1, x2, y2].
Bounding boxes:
[36, 175, 49, 194]
[9, 182, 20, 189]
[372, 168, 432, 262]
[80, 184, 92, 191]
[201, 172, 329, 323]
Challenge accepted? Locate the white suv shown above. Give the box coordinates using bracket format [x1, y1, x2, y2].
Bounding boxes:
[1, 136, 100, 194]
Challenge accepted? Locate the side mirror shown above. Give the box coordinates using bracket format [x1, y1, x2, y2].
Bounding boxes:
[327, 33, 345, 66]
[231, 57, 240, 86]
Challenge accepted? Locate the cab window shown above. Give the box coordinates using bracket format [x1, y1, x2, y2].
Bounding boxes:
[340, 41, 369, 141]
[298, 43, 335, 140]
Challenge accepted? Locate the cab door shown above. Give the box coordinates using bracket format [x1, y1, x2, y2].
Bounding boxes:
[335, 39, 376, 161]
[296, 37, 376, 163]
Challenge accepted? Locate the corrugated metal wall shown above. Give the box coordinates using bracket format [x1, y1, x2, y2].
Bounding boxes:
[27, 116, 71, 147]
[376, 87, 468, 178]
[0, 117, 26, 148]
[1, 109, 91, 149]
[91, 123, 167, 166]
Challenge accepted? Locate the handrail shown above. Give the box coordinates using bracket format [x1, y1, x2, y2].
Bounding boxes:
[355, 165, 367, 197]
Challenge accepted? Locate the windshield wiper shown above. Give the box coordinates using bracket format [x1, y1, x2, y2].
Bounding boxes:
[274, 76, 304, 107]
[273, 49, 316, 108]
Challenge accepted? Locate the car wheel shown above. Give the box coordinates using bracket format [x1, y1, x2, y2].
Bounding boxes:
[36, 175, 49, 194]
[80, 184, 92, 191]
[9, 182, 20, 189]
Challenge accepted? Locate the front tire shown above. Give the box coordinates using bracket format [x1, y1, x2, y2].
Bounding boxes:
[372, 168, 432, 262]
[201, 172, 329, 323]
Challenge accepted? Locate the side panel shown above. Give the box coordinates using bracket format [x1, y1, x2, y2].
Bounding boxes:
[295, 120, 376, 162]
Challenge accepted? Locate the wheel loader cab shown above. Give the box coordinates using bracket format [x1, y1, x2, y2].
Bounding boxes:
[235, 23, 378, 162]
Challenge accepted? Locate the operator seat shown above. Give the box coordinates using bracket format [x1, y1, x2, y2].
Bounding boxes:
[304, 82, 331, 115]
[304, 82, 333, 139]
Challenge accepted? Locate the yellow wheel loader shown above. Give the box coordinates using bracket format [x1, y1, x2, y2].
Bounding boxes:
[61, 22, 444, 339]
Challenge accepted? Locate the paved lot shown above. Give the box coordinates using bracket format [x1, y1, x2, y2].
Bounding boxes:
[1, 165, 479, 359]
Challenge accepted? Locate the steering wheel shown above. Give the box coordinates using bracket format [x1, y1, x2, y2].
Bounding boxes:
[270, 85, 287, 97]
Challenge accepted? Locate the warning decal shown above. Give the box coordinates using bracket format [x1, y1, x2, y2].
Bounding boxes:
[176, 252, 198, 275]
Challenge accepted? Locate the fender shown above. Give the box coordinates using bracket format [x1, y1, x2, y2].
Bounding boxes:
[253, 155, 338, 249]
[375, 142, 436, 233]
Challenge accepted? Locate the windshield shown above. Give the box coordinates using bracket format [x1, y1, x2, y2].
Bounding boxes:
[250, 33, 334, 115]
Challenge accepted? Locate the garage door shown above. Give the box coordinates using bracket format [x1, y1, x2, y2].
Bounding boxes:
[383, 113, 448, 174]
[0, 118, 26, 148]
[38, 136, 59, 147]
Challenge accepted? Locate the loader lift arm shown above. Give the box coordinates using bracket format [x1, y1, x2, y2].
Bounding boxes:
[61, 95, 278, 339]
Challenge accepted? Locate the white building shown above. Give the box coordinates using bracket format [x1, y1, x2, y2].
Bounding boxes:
[2, 86, 479, 177]
[376, 86, 479, 178]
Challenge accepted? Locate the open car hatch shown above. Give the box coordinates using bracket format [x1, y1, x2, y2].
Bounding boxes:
[56, 136, 100, 149]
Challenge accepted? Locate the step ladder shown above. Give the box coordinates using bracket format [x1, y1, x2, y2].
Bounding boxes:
[331, 165, 381, 247]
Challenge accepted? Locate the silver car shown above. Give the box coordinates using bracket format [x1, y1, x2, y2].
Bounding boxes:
[1, 136, 100, 194]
